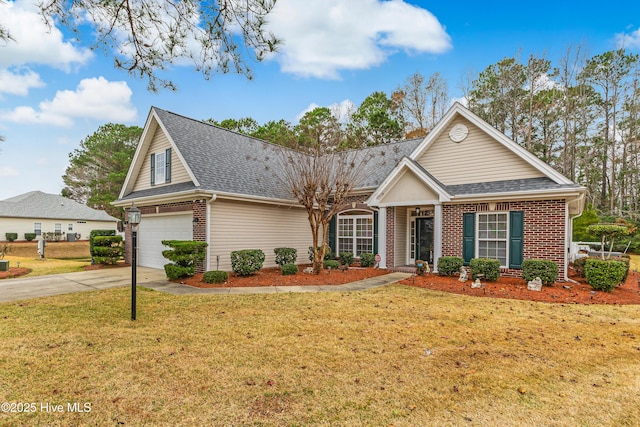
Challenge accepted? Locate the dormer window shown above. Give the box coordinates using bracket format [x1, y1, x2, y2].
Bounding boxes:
[151, 148, 171, 186]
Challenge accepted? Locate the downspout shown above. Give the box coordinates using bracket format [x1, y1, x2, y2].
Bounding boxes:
[564, 193, 585, 283]
[206, 194, 217, 272]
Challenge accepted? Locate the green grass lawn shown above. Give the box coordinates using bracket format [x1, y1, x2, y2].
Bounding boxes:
[3, 256, 90, 277]
[1, 285, 639, 426]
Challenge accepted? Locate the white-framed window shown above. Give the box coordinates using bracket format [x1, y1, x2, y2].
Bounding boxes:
[337, 214, 373, 257]
[55, 223, 61, 233]
[151, 148, 171, 186]
[68, 223, 73, 231]
[34, 222, 41, 236]
[155, 150, 165, 184]
[477, 212, 508, 267]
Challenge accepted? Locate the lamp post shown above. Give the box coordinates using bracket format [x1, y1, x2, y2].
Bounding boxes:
[128, 205, 141, 321]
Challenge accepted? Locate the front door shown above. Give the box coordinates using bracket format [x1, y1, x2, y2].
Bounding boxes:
[416, 217, 434, 264]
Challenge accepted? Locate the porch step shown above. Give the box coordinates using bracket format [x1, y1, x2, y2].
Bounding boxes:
[389, 265, 420, 274]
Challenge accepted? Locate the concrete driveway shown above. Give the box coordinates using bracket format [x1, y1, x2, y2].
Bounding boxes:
[0, 267, 168, 303]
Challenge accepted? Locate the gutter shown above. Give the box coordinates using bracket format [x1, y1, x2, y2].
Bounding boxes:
[564, 192, 586, 283]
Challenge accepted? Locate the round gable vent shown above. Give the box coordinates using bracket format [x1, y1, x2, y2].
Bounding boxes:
[449, 123, 468, 142]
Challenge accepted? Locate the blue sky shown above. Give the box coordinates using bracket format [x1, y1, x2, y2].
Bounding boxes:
[1, 0, 640, 200]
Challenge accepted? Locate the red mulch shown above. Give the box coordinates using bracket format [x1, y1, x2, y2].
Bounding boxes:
[177, 266, 389, 288]
[0, 268, 31, 279]
[118, 262, 640, 305]
[401, 270, 640, 305]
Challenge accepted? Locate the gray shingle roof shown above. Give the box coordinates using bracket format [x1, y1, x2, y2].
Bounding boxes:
[445, 177, 582, 196]
[142, 108, 421, 200]
[121, 107, 582, 203]
[0, 191, 117, 221]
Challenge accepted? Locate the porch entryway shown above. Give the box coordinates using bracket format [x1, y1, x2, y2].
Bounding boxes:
[415, 217, 434, 264]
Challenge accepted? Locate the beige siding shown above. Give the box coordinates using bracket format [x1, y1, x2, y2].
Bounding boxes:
[380, 170, 439, 204]
[394, 206, 407, 267]
[0, 217, 116, 241]
[417, 117, 545, 185]
[209, 199, 313, 271]
[133, 127, 192, 192]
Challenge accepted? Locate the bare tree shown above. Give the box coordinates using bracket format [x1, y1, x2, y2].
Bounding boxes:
[274, 144, 372, 273]
[393, 72, 449, 138]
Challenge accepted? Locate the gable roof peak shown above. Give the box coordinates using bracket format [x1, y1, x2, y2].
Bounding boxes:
[409, 102, 574, 185]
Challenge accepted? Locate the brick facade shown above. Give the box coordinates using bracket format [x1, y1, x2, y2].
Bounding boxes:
[357, 198, 568, 278]
[385, 207, 395, 268]
[441, 199, 566, 279]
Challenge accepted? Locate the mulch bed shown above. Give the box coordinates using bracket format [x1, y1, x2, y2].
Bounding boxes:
[0, 268, 31, 279]
[401, 270, 640, 305]
[176, 264, 640, 305]
[177, 266, 389, 288]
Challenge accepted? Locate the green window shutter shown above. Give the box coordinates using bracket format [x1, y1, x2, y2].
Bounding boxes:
[509, 211, 524, 269]
[150, 153, 156, 186]
[462, 212, 475, 265]
[373, 211, 379, 255]
[328, 215, 337, 254]
[165, 148, 171, 183]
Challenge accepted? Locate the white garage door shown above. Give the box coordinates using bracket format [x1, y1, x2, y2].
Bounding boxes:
[137, 213, 193, 269]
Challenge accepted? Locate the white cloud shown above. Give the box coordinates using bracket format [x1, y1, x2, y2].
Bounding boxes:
[616, 27, 640, 49]
[0, 68, 45, 96]
[0, 77, 137, 127]
[296, 99, 356, 123]
[0, 0, 92, 70]
[266, 0, 451, 79]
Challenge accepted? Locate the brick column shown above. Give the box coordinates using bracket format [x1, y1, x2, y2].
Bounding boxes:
[386, 207, 395, 268]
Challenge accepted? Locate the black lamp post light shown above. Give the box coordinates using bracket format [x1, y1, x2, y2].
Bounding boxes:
[128, 204, 141, 321]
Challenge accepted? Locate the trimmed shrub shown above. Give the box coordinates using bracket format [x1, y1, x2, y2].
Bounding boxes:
[339, 252, 354, 267]
[43, 232, 64, 242]
[5, 233, 17, 242]
[437, 256, 464, 276]
[90, 229, 115, 260]
[324, 260, 340, 269]
[92, 235, 123, 264]
[230, 249, 265, 276]
[308, 246, 333, 262]
[359, 253, 375, 267]
[203, 270, 228, 284]
[522, 259, 558, 286]
[274, 247, 297, 266]
[585, 258, 627, 292]
[24, 233, 36, 242]
[164, 264, 193, 280]
[281, 263, 298, 276]
[162, 240, 208, 279]
[469, 258, 501, 281]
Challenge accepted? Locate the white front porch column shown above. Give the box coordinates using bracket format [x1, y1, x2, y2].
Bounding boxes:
[377, 207, 387, 269]
[433, 203, 443, 273]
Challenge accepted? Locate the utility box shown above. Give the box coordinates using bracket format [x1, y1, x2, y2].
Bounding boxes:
[0, 260, 9, 271]
[67, 233, 76, 242]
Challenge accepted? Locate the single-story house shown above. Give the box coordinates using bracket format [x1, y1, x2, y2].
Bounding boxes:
[113, 103, 586, 280]
[0, 191, 118, 241]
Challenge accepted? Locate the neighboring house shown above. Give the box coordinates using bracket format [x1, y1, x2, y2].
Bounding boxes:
[114, 103, 586, 280]
[0, 191, 118, 241]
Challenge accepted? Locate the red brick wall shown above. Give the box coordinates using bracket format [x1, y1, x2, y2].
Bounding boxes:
[385, 207, 395, 267]
[441, 200, 566, 279]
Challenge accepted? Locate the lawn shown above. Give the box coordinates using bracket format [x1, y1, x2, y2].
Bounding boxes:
[0, 285, 638, 426]
[1, 241, 91, 277]
[2, 256, 90, 277]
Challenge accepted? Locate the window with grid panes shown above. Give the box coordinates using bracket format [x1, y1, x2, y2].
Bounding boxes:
[337, 214, 373, 257]
[477, 213, 508, 266]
